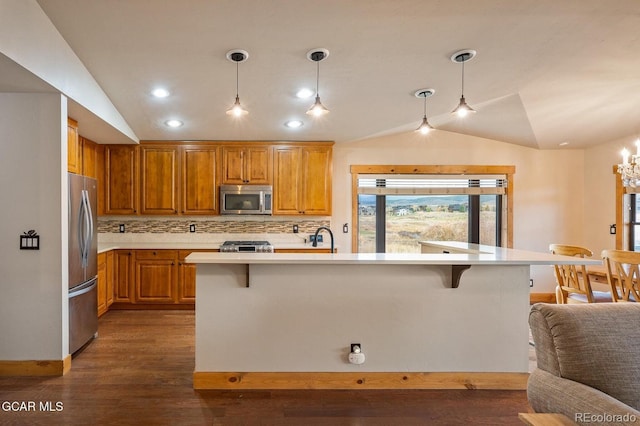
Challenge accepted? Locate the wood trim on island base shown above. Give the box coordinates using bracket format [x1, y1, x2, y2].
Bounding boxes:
[530, 293, 555, 304]
[0, 355, 71, 376]
[193, 371, 529, 390]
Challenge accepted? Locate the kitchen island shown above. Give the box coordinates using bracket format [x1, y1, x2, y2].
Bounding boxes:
[186, 244, 599, 390]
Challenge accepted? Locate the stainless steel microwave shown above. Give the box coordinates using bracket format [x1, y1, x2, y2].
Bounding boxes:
[220, 185, 273, 215]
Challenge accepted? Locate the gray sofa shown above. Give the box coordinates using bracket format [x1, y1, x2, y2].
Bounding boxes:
[528, 303, 640, 425]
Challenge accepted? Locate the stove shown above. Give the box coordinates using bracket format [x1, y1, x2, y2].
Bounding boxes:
[220, 240, 274, 253]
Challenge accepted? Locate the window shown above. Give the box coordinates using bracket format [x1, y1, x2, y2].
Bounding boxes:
[350, 166, 514, 253]
[629, 194, 640, 251]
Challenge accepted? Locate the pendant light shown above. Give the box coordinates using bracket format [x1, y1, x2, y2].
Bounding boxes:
[451, 49, 477, 117]
[415, 89, 435, 134]
[306, 48, 330, 116]
[225, 49, 249, 117]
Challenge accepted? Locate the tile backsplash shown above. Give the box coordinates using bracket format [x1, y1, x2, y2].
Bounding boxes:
[98, 216, 329, 235]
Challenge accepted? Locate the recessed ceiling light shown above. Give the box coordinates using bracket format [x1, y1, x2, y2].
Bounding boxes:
[559, 141, 570, 146]
[164, 119, 183, 128]
[296, 88, 314, 99]
[285, 120, 304, 129]
[152, 88, 170, 98]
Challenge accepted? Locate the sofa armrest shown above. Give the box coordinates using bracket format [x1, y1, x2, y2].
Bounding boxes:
[528, 369, 640, 425]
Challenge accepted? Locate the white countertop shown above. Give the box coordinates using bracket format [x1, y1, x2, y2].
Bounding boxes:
[185, 245, 602, 266]
[97, 238, 334, 254]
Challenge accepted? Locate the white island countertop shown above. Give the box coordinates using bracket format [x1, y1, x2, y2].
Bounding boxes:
[185, 244, 602, 266]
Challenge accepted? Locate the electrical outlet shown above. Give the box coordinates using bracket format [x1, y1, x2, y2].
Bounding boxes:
[293, 225, 298, 233]
[119, 224, 125, 233]
[310, 234, 323, 244]
[348, 343, 365, 364]
[189, 224, 196, 233]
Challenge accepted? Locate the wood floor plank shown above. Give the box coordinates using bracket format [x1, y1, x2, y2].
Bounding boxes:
[0, 310, 531, 424]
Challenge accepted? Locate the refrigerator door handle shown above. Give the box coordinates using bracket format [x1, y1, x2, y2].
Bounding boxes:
[77, 190, 86, 266]
[85, 188, 94, 256]
[80, 190, 91, 267]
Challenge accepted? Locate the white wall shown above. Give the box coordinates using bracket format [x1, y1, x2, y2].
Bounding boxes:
[0, 0, 137, 144]
[0, 93, 68, 360]
[332, 130, 586, 292]
[584, 136, 628, 256]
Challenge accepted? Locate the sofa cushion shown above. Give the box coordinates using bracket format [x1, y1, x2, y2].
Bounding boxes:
[529, 303, 640, 411]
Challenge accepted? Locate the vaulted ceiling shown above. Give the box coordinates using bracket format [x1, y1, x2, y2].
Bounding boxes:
[21, 1, 640, 149]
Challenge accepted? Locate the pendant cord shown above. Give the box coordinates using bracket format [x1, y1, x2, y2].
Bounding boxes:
[461, 60, 465, 97]
[236, 61, 239, 97]
[423, 93, 427, 117]
[316, 60, 320, 96]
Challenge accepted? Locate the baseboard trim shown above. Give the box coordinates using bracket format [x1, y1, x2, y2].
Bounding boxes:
[109, 303, 195, 310]
[530, 293, 555, 304]
[193, 371, 529, 390]
[0, 355, 71, 376]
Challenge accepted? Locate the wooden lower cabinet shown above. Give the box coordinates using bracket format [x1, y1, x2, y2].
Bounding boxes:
[134, 250, 177, 303]
[97, 251, 115, 317]
[97, 253, 108, 316]
[111, 249, 209, 309]
[113, 250, 134, 303]
[178, 250, 197, 303]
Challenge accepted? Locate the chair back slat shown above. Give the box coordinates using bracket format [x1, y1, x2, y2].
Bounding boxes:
[601, 249, 640, 302]
[550, 244, 595, 303]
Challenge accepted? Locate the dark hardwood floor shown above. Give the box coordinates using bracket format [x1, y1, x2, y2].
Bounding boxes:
[0, 311, 532, 425]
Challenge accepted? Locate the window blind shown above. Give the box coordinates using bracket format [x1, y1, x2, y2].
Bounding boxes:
[357, 174, 507, 196]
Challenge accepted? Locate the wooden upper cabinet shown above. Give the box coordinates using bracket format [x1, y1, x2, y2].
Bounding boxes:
[182, 145, 218, 214]
[273, 147, 301, 214]
[81, 137, 98, 179]
[221, 145, 272, 184]
[67, 118, 80, 174]
[140, 145, 179, 215]
[300, 146, 332, 215]
[104, 145, 138, 215]
[273, 144, 332, 215]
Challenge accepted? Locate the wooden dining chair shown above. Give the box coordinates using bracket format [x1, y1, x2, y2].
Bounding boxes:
[601, 249, 640, 302]
[549, 244, 611, 304]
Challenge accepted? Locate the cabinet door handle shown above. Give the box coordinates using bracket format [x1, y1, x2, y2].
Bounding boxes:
[153, 251, 157, 255]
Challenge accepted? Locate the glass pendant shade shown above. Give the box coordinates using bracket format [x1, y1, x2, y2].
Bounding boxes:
[226, 95, 248, 116]
[416, 116, 434, 134]
[306, 95, 329, 116]
[452, 95, 476, 117]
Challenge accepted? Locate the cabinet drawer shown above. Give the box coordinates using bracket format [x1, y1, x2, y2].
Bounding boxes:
[134, 250, 177, 260]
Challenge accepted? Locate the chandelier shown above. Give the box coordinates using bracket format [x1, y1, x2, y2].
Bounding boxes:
[618, 140, 640, 187]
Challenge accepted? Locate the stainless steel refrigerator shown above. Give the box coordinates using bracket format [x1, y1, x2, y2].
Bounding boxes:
[68, 172, 98, 354]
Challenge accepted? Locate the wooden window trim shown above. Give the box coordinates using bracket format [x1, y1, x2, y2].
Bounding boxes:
[350, 165, 515, 252]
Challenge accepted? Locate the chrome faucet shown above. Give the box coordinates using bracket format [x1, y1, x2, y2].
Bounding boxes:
[312, 226, 334, 253]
